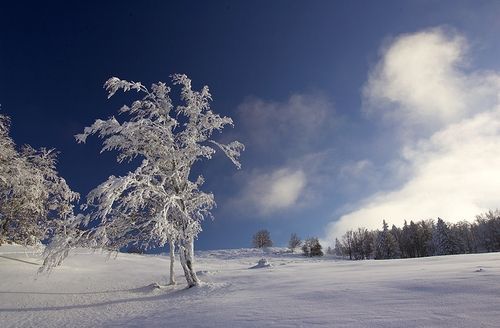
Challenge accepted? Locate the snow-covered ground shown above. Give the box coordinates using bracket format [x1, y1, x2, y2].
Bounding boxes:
[1, 245, 499, 327]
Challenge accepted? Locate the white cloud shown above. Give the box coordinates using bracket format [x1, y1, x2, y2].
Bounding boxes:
[363, 27, 499, 136]
[326, 27, 500, 240]
[328, 110, 500, 238]
[257, 169, 306, 213]
[230, 168, 307, 216]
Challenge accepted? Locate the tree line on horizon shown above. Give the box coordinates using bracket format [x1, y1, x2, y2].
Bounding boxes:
[330, 212, 500, 260]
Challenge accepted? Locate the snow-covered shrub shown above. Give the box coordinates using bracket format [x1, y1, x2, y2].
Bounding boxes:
[0, 113, 79, 247]
[288, 233, 302, 252]
[302, 237, 323, 257]
[252, 229, 273, 248]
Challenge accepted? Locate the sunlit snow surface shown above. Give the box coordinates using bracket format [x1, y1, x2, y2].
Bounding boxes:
[1, 245, 499, 327]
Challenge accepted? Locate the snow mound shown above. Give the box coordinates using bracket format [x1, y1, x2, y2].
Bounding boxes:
[249, 258, 271, 269]
[146, 282, 173, 290]
[196, 270, 219, 276]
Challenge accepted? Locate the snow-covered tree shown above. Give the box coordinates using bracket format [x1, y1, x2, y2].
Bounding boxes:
[451, 220, 475, 254]
[0, 114, 79, 247]
[390, 224, 403, 256]
[288, 233, 302, 252]
[302, 237, 323, 257]
[417, 219, 434, 257]
[340, 230, 355, 260]
[0, 114, 16, 214]
[334, 238, 344, 257]
[253, 229, 273, 248]
[40, 75, 243, 287]
[474, 210, 500, 252]
[399, 220, 412, 258]
[374, 220, 400, 259]
[0, 113, 19, 244]
[432, 218, 456, 256]
[362, 229, 374, 259]
[350, 229, 364, 260]
[352, 227, 372, 260]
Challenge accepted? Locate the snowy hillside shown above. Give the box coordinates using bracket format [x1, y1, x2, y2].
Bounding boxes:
[1, 245, 500, 327]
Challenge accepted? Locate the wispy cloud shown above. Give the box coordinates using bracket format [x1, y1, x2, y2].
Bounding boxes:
[230, 168, 307, 216]
[225, 92, 338, 217]
[326, 27, 500, 239]
[339, 159, 374, 179]
[237, 92, 338, 156]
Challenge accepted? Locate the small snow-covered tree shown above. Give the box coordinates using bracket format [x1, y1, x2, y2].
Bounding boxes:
[288, 233, 301, 251]
[253, 229, 273, 248]
[374, 220, 400, 259]
[302, 237, 323, 257]
[334, 238, 343, 257]
[41, 74, 243, 287]
[0, 114, 79, 246]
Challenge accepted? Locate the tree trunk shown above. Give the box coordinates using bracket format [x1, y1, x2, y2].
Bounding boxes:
[0, 218, 9, 245]
[178, 237, 199, 288]
[169, 239, 176, 285]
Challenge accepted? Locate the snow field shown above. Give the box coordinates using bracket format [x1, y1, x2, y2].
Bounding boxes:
[1, 245, 500, 327]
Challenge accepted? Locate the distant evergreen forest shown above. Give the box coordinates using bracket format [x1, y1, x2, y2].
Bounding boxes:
[330, 210, 500, 260]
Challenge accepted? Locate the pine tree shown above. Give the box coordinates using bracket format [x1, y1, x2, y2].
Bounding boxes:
[417, 219, 434, 257]
[391, 224, 403, 256]
[407, 220, 419, 257]
[432, 218, 455, 255]
[451, 221, 474, 254]
[309, 238, 323, 257]
[362, 229, 374, 259]
[334, 238, 343, 257]
[375, 220, 400, 259]
[302, 237, 323, 257]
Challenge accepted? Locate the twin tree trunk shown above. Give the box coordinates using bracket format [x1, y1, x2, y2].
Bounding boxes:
[0, 220, 8, 241]
[169, 174, 200, 288]
[168, 237, 199, 288]
[169, 239, 176, 285]
[178, 236, 199, 288]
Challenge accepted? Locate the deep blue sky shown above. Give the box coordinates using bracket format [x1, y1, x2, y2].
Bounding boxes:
[1, 1, 500, 250]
